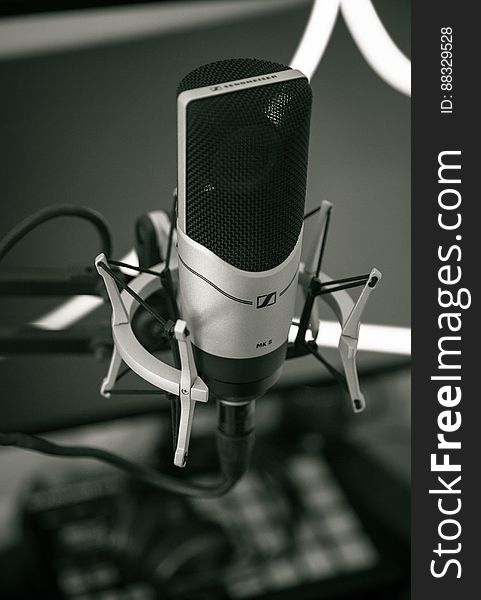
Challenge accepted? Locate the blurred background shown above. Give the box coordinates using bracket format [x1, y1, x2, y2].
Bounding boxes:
[0, 1, 410, 598]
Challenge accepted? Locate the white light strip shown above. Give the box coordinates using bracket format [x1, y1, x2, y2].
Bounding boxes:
[340, 0, 411, 97]
[315, 320, 411, 355]
[31, 249, 138, 330]
[0, 0, 305, 59]
[289, 0, 411, 97]
[289, 0, 340, 80]
[31, 295, 103, 331]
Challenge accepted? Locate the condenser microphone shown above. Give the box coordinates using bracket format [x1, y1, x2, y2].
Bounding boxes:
[176, 58, 312, 401]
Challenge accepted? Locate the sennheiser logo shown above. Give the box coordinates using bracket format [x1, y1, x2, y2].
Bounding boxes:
[256, 292, 277, 309]
[210, 74, 278, 92]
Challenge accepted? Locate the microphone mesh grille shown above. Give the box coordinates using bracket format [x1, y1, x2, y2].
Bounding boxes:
[179, 59, 312, 272]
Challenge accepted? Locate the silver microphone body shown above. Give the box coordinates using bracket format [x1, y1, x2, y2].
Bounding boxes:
[176, 59, 312, 400]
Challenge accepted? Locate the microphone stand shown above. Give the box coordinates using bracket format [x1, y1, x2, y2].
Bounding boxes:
[216, 400, 256, 483]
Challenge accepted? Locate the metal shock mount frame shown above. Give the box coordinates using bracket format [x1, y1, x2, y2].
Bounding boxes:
[96, 200, 382, 468]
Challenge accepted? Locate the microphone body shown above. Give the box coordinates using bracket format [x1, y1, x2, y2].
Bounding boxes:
[176, 59, 312, 400]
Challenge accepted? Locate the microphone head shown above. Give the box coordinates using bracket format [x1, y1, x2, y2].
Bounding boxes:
[177, 58, 312, 272]
[176, 58, 312, 400]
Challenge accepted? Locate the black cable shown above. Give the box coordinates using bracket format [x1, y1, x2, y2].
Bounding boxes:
[164, 191, 178, 272]
[304, 341, 348, 390]
[319, 274, 370, 287]
[116, 365, 132, 382]
[0, 431, 239, 498]
[315, 204, 332, 277]
[0, 403, 255, 498]
[0, 205, 112, 264]
[303, 206, 321, 220]
[97, 261, 169, 329]
[314, 280, 370, 296]
[294, 288, 316, 349]
[157, 196, 180, 319]
[107, 260, 161, 278]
